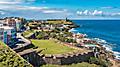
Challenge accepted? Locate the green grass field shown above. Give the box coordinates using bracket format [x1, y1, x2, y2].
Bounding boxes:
[22, 30, 34, 37]
[31, 39, 75, 54]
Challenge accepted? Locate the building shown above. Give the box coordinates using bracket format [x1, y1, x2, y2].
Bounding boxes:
[0, 17, 26, 32]
[0, 24, 16, 46]
[15, 18, 23, 31]
[4, 18, 16, 27]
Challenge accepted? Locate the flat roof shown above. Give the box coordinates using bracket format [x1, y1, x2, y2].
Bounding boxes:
[0, 26, 14, 30]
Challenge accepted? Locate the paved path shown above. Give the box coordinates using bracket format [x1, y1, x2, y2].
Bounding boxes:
[13, 33, 31, 51]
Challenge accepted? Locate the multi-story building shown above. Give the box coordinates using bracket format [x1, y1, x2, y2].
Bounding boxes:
[0, 17, 26, 46]
[0, 23, 16, 46]
[0, 17, 26, 32]
[15, 18, 24, 31]
[5, 18, 16, 27]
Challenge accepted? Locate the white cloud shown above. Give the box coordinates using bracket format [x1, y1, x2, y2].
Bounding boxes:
[76, 9, 120, 18]
[76, 10, 89, 16]
[0, 4, 72, 19]
[101, 6, 117, 9]
[83, 10, 89, 15]
[111, 13, 120, 16]
[15, 6, 49, 10]
[0, 4, 70, 15]
[41, 9, 68, 14]
[0, 0, 36, 2]
[0, 0, 36, 5]
[42, 10, 66, 14]
[0, 5, 49, 11]
[92, 10, 103, 15]
[0, 2, 20, 4]
[77, 11, 82, 15]
[77, 10, 103, 16]
[25, 0, 36, 2]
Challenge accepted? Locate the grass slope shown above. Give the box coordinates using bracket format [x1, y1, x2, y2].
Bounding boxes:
[0, 41, 32, 67]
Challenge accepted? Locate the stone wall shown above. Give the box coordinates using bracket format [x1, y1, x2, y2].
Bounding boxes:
[21, 51, 45, 67]
[21, 51, 94, 67]
[40, 51, 94, 65]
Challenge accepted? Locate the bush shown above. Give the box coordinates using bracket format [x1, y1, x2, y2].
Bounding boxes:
[36, 34, 44, 39]
[89, 57, 100, 65]
[0, 41, 32, 67]
[89, 57, 112, 67]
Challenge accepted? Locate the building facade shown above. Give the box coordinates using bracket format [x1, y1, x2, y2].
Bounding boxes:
[0, 17, 26, 32]
[0, 24, 16, 46]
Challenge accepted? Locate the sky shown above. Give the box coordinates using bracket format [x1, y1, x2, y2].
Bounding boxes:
[0, 0, 120, 19]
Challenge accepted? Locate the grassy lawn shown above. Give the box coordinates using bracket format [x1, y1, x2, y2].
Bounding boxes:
[0, 41, 6, 47]
[41, 62, 99, 67]
[22, 30, 34, 37]
[31, 39, 75, 54]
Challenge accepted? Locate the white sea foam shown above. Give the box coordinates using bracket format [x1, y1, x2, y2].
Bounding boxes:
[71, 30, 120, 60]
[102, 44, 120, 60]
[102, 45, 113, 52]
[69, 28, 78, 32]
[113, 51, 120, 60]
[92, 38, 120, 60]
[92, 38, 107, 44]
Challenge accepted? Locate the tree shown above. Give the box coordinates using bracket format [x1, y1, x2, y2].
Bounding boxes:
[50, 33, 56, 38]
[36, 34, 44, 39]
[89, 57, 99, 65]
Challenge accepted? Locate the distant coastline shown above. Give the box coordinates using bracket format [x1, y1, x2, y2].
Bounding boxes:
[71, 20, 120, 60]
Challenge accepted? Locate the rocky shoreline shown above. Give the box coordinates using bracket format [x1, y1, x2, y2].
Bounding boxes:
[70, 20, 120, 67]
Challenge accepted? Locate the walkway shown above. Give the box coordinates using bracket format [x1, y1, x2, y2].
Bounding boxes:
[13, 33, 31, 51]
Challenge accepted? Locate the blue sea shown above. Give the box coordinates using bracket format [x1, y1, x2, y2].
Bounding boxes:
[72, 20, 120, 59]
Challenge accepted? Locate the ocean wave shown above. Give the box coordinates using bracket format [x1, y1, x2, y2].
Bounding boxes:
[92, 38, 120, 60]
[92, 38, 107, 44]
[69, 28, 78, 32]
[71, 31, 120, 60]
[113, 51, 120, 60]
[72, 20, 120, 60]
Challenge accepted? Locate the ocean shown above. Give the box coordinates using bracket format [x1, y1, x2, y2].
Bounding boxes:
[72, 20, 120, 59]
